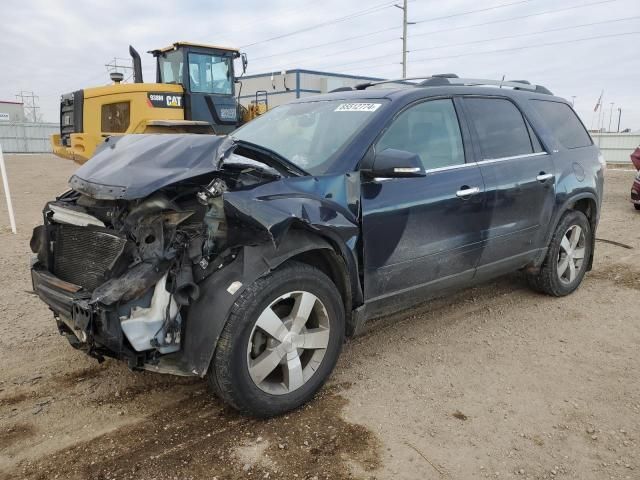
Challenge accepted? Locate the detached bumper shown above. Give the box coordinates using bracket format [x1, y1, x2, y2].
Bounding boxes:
[31, 264, 132, 364]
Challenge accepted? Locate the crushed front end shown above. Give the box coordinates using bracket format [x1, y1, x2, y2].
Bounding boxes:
[29, 134, 278, 374]
[30, 133, 361, 378]
[32, 181, 234, 372]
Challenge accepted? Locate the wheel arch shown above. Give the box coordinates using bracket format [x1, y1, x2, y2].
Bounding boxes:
[540, 192, 599, 270]
[181, 228, 360, 376]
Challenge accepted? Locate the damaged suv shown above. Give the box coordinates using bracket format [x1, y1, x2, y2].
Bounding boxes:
[31, 76, 604, 416]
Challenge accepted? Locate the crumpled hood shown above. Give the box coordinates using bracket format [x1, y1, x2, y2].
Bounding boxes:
[68, 134, 235, 200]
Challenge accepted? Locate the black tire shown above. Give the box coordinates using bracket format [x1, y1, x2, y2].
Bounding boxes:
[634, 204, 640, 211]
[207, 261, 345, 417]
[528, 210, 592, 296]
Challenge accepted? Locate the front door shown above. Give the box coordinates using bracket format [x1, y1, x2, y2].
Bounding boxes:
[461, 96, 556, 274]
[361, 98, 487, 304]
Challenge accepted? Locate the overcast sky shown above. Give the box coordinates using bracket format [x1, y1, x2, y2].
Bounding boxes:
[1, 0, 638, 129]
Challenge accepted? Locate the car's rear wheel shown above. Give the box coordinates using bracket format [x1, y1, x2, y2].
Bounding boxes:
[528, 210, 592, 296]
[208, 261, 345, 417]
[634, 204, 640, 211]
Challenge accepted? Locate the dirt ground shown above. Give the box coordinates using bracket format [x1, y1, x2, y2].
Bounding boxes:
[0, 154, 638, 480]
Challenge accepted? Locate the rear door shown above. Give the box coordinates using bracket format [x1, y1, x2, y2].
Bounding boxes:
[461, 96, 556, 275]
[360, 98, 486, 303]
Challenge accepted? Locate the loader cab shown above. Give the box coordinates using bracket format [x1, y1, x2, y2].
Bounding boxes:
[151, 42, 246, 134]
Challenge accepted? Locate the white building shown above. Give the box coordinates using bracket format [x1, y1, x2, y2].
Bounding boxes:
[237, 69, 385, 109]
[0, 101, 26, 122]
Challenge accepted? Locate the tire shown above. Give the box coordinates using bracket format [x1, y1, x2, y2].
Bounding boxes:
[634, 204, 640, 211]
[207, 261, 345, 417]
[528, 210, 592, 297]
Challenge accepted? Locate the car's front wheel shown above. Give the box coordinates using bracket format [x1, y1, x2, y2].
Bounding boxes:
[528, 210, 592, 296]
[208, 261, 345, 417]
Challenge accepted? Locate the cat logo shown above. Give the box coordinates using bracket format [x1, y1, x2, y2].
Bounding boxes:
[147, 93, 184, 109]
[166, 95, 182, 107]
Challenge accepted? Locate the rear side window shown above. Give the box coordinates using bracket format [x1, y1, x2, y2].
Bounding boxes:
[531, 100, 592, 149]
[464, 97, 534, 159]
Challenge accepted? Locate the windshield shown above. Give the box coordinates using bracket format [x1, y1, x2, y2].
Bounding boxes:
[188, 53, 232, 95]
[232, 100, 385, 175]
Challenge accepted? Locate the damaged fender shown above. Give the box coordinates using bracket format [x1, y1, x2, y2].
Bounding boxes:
[182, 229, 353, 376]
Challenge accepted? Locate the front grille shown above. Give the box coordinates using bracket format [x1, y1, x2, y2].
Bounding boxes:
[52, 224, 127, 291]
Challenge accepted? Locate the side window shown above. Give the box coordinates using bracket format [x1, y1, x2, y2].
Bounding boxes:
[376, 99, 465, 170]
[526, 119, 545, 153]
[464, 98, 534, 159]
[530, 100, 592, 149]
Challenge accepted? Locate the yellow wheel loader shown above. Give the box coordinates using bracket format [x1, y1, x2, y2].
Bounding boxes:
[52, 42, 264, 164]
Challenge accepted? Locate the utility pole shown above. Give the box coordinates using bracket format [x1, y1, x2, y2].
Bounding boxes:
[395, 0, 414, 78]
[402, 0, 408, 78]
[616, 107, 622, 132]
[608, 102, 614, 133]
[14, 91, 40, 122]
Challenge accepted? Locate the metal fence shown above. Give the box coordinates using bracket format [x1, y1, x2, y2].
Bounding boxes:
[591, 133, 639, 165]
[0, 121, 638, 163]
[0, 121, 58, 153]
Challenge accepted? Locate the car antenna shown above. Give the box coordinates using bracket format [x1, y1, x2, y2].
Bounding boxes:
[499, 74, 505, 89]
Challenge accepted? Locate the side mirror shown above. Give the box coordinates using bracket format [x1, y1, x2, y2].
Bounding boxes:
[367, 148, 426, 178]
[241, 53, 248, 75]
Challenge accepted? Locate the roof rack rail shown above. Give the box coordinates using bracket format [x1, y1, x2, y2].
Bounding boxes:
[351, 76, 437, 91]
[417, 77, 553, 95]
[336, 74, 552, 95]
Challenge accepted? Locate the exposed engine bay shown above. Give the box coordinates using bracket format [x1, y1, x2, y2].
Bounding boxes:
[29, 134, 362, 376]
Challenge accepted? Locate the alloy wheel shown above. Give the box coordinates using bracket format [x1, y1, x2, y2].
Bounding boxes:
[246, 291, 331, 395]
[557, 224, 586, 284]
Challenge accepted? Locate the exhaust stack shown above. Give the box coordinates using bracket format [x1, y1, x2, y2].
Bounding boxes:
[129, 45, 143, 83]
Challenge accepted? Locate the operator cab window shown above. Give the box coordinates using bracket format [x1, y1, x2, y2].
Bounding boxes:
[464, 97, 538, 159]
[188, 53, 232, 95]
[158, 50, 183, 84]
[376, 99, 465, 170]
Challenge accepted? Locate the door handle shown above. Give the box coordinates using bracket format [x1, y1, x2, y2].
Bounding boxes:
[536, 173, 554, 182]
[456, 186, 480, 198]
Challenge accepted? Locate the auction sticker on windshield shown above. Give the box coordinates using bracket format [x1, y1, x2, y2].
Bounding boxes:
[334, 103, 381, 112]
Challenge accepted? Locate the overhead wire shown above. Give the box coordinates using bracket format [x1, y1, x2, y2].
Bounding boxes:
[248, 0, 542, 62]
[305, 15, 639, 71]
[319, 30, 640, 74]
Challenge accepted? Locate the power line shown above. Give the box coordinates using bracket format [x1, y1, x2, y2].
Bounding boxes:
[249, 0, 542, 63]
[328, 30, 640, 73]
[253, 0, 622, 71]
[249, 27, 399, 63]
[412, 0, 536, 24]
[410, 15, 640, 53]
[240, 1, 400, 48]
[410, 0, 620, 40]
[409, 31, 640, 64]
[308, 15, 639, 71]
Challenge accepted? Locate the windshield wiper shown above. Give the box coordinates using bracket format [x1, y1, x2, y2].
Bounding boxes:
[233, 139, 309, 177]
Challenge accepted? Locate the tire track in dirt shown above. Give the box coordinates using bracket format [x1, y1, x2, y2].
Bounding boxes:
[11, 383, 380, 480]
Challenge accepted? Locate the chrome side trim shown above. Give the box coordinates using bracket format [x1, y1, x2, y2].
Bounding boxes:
[373, 151, 550, 178]
[477, 152, 549, 165]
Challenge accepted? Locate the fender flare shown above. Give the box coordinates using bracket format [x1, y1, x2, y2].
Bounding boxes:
[533, 192, 599, 268]
[180, 230, 352, 376]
